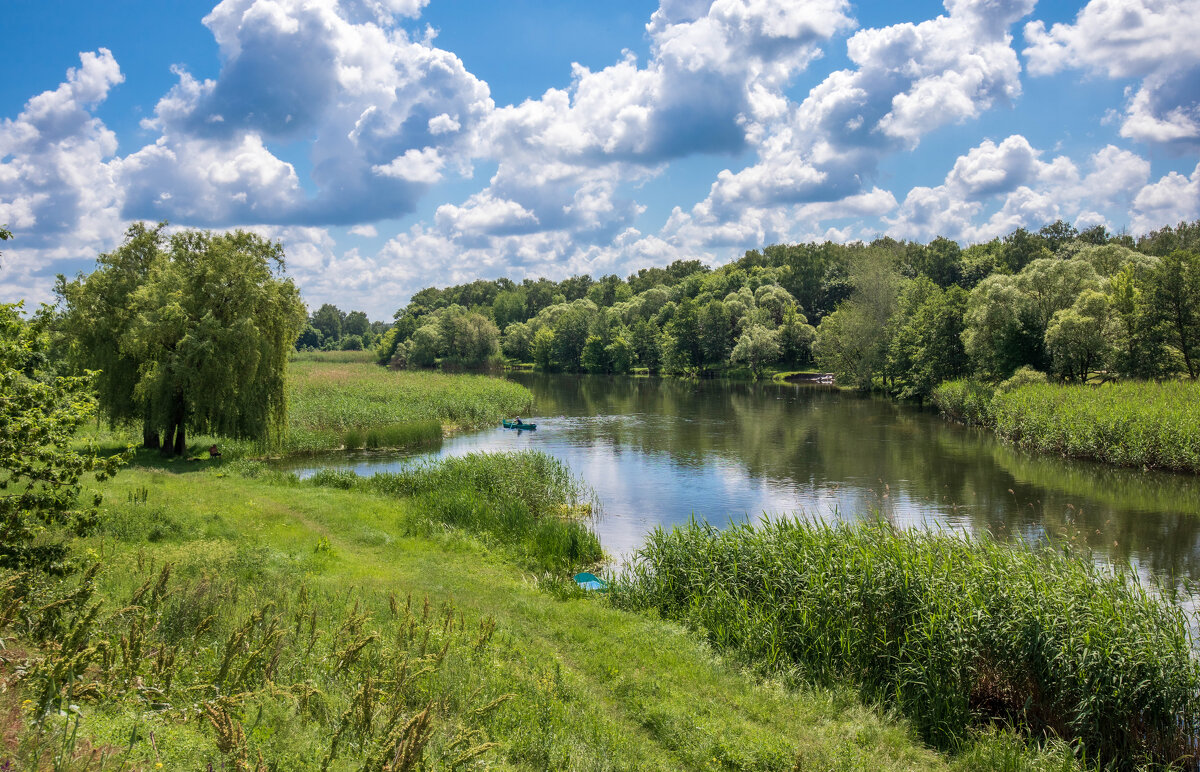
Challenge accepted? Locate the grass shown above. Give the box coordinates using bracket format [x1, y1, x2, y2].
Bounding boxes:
[79, 359, 532, 460]
[933, 379, 1200, 473]
[617, 517, 1200, 770]
[308, 451, 604, 573]
[281, 360, 532, 455]
[0, 462, 1009, 772]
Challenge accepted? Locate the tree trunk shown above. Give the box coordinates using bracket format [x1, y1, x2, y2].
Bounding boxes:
[171, 396, 187, 456]
[142, 424, 160, 450]
[173, 423, 186, 456]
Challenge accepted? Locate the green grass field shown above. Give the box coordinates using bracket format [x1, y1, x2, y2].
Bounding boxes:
[4, 460, 985, 771]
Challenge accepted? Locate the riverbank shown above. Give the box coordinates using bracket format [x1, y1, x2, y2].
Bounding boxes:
[81, 352, 535, 461]
[3, 455, 1011, 771]
[933, 379, 1200, 474]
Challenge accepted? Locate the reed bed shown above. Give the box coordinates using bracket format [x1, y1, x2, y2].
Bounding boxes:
[283, 361, 531, 455]
[933, 379, 1200, 473]
[309, 452, 603, 573]
[617, 518, 1200, 769]
[990, 381, 1200, 473]
[931, 379, 997, 427]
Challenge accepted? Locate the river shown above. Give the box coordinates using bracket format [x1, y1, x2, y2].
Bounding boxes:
[282, 373, 1200, 587]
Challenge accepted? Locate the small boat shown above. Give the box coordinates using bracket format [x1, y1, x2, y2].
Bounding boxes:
[574, 572, 608, 592]
[502, 419, 537, 430]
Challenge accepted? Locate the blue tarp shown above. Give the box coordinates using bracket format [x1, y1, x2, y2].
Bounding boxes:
[574, 572, 608, 591]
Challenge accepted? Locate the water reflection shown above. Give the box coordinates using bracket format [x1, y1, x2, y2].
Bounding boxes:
[281, 374, 1200, 585]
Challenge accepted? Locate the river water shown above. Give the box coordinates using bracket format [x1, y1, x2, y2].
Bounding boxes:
[282, 373, 1200, 587]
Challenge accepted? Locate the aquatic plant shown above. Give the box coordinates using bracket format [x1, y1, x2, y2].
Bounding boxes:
[309, 451, 603, 573]
[933, 378, 1200, 472]
[618, 517, 1200, 769]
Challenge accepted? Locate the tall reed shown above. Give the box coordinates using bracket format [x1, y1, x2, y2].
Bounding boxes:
[933, 379, 1200, 473]
[617, 518, 1200, 769]
[309, 452, 603, 573]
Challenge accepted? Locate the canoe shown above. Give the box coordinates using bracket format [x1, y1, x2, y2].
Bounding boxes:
[502, 419, 537, 430]
[574, 572, 607, 591]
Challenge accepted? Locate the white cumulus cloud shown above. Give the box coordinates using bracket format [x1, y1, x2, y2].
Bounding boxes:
[1024, 0, 1200, 145]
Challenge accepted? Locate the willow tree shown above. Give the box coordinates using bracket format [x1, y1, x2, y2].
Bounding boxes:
[125, 229, 306, 455]
[60, 226, 306, 455]
[56, 222, 166, 448]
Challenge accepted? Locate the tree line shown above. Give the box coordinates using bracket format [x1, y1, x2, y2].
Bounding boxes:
[297, 303, 389, 351]
[377, 220, 1200, 391]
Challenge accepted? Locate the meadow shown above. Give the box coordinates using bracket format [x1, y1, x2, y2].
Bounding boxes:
[933, 379, 1200, 473]
[617, 517, 1200, 770]
[84, 352, 534, 460]
[4, 456, 1003, 772]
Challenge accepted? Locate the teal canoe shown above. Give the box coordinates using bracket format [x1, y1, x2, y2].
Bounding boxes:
[502, 419, 537, 430]
[574, 572, 608, 592]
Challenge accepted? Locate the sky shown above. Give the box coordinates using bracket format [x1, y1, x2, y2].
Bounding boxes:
[2, 0, 1199, 320]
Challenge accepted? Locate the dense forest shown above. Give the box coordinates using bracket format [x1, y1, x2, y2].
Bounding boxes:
[376, 220, 1200, 395]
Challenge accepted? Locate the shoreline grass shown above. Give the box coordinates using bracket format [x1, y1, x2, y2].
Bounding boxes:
[308, 451, 604, 573]
[79, 360, 533, 460]
[933, 379, 1200, 473]
[617, 517, 1200, 769]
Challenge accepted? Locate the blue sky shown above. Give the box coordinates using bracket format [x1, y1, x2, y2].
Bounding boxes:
[2, 0, 1198, 318]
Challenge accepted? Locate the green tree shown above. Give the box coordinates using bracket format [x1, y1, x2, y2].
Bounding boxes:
[606, 335, 634, 374]
[1, 297, 125, 572]
[407, 324, 441, 367]
[296, 324, 323, 350]
[1045, 289, 1118, 382]
[778, 306, 816, 365]
[344, 310, 371, 339]
[886, 281, 969, 399]
[911, 236, 963, 287]
[531, 326, 555, 370]
[812, 253, 901, 388]
[552, 304, 593, 371]
[438, 308, 499, 366]
[1109, 265, 1173, 379]
[631, 319, 661, 372]
[55, 222, 166, 448]
[492, 290, 527, 331]
[581, 335, 610, 373]
[502, 321, 534, 361]
[121, 230, 306, 455]
[1038, 219, 1079, 252]
[698, 300, 732, 366]
[1147, 250, 1200, 379]
[753, 284, 796, 326]
[665, 296, 701, 368]
[311, 303, 345, 344]
[730, 324, 781, 378]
